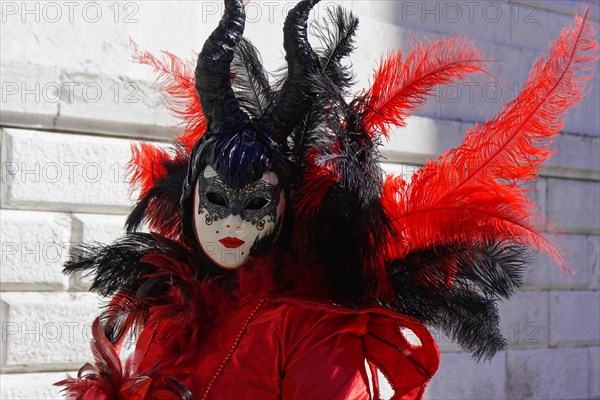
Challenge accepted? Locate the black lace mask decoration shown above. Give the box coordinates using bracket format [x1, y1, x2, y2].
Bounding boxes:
[197, 171, 283, 231]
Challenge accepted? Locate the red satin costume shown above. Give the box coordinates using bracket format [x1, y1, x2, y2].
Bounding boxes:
[126, 254, 440, 399]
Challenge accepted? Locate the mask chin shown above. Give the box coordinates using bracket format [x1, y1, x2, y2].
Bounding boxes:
[192, 166, 285, 270]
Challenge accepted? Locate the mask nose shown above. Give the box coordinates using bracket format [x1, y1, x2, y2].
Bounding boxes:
[224, 214, 243, 230]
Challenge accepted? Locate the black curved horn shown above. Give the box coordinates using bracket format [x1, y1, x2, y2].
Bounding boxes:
[195, 0, 250, 133]
[263, 0, 321, 141]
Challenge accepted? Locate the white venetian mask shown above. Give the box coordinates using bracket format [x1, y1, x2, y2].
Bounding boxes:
[192, 165, 285, 269]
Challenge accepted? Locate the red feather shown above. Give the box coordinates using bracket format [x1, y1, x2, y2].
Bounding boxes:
[294, 150, 339, 220]
[128, 41, 206, 202]
[56, 318, 189, 399]
[383, 11, 598, 270]
[359, 36, 488, 139]
[130, 39, 206, 150]
[55, 318, 123, 399]
[129, 142, 170, 198]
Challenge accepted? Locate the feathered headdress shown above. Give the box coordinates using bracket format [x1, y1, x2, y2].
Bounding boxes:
[67, 0, 598, 370]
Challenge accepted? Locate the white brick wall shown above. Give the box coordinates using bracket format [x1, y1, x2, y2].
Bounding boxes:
[497, 292, 549, 348]
[1, 1, 598, 399]
[1, 372, 76, 400]
[546, 178, 600, 234]
[550, 291, 600, 346]
[525, 234, 597, 290]
[425, 352, 507, 399]
[69, 213, 127, 289]
[1, 210, 70, 290]
[1, 128, 135, 213]
[1, 292, 98, 371]
[591, 347, 600, 399]
[507, 348, 590, 399]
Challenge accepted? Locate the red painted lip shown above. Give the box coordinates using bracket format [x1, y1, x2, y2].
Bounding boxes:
[219, 237, 245, 249]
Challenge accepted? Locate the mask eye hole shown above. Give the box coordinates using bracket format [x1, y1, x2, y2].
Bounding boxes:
[206, 192, 228, 207]
[245, 197, 269, 210]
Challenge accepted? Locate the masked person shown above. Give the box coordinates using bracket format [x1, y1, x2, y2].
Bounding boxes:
[57, 1, 598, 399]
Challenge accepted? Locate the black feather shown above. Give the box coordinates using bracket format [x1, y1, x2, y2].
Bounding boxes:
[125, 153, 189, 241]
[387, 241, 531, 360]
[65, 232, 204, 344]
[64, 232, 165, 297]
[291, 70, 395, 300]
[162, 377, 195, 400]
[100, 289, 150, 345]
[308, 70, 384, 206]
[289, 99, 331, 171]
[64, 233, 171, 344]
[312, 6, 359, 91]
[232, 37, 275, 118]
[289, 6, 359, 168]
